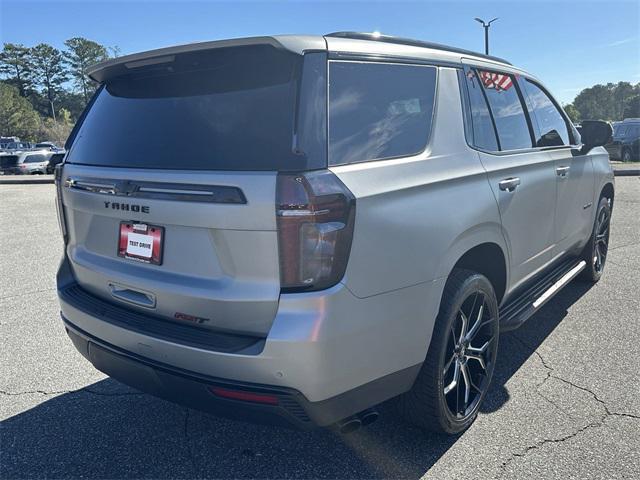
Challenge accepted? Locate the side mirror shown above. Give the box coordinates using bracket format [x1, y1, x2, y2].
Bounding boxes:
[580, 120, 612, 154]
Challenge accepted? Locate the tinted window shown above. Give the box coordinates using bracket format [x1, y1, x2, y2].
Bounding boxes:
[0, 156, 19, 167]
[67, 46, 324, 171]
[464, 69, 499, 151]
[24, 154, 46, 163]
[50, 153, 65, 165]
[521, 80, 570, 147]
[625, 125, 640, 138]
[477, 70, 532, 151]
[329, 62, 436, 165]
[613, 125, 626, 136]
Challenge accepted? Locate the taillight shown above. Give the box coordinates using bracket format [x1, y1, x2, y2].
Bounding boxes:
[276, 170, 355, 292]
[54, 164, 68, 244]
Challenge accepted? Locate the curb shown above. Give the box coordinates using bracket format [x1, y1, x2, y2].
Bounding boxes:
[0, 176, 54, 185]
[613, 169, 640, 177]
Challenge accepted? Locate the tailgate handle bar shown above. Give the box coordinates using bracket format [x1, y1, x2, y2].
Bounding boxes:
[109, 283, 156, 308]
[65, 178, 116, 194]
[64, 177, 246, 204]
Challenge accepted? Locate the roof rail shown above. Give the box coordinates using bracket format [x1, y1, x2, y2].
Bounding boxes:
[325, 31, 512, 65]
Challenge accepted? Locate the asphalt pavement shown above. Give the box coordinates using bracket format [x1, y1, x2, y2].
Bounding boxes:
[1, 179, 639, 479]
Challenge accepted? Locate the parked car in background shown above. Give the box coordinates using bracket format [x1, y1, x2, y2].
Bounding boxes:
[35, 141, 63, 152]
[2, 141, 33, 152]
[606, 118, 640, 161]
[56, 32, 614, 435]
[0, 150, 52, 174]
[46, 151, 66, 174]
[0, 136, 21, 150]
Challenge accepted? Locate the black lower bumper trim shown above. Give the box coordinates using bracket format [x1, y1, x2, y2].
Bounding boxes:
[62, 316, 421, 429]
[59, 283, 264, 353]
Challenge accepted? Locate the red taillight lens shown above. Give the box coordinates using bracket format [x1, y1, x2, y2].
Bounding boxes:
[209, 387, 279, 405]
[276, 170, 355, 292]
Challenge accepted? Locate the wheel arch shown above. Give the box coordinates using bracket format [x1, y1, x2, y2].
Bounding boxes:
[451, 242, 507, 304]
[601, 182, 614, 207]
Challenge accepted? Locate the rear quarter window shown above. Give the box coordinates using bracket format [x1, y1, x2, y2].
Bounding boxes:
[463, 69, 499, 151]
[328, 61, 436, 165]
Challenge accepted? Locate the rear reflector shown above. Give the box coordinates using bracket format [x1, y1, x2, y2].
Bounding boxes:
[209, 387, 279, 405]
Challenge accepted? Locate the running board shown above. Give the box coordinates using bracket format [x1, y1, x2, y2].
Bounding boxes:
[499, 259, 586, 332]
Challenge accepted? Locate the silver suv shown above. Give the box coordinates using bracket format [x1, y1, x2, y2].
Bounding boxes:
[56, 32, 614, 434]
[0, 150, 52, 175]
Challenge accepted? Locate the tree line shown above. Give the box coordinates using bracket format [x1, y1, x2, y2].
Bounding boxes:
[0, 38, 117, 144]
[563, 81, 640, 123]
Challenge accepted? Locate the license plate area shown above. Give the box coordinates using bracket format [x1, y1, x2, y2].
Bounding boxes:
[118, 222, 164, 265]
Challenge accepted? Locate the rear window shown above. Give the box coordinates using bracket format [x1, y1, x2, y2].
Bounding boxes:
[328, 61, 436, 165]
[66, 46, 326, 171]
[24, 154, 47, 163]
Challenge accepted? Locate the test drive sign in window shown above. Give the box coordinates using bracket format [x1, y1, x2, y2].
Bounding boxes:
[118, 222, 164, 265]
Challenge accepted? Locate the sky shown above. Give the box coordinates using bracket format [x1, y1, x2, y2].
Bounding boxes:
[1, 0, 639, 104]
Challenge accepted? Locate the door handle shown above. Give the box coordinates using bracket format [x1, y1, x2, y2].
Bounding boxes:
[556, 166, 570, 177]
[498, 177, 521, 192]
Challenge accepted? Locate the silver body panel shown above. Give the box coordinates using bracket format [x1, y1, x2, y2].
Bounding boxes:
[62, 164, 281, 337]
[59, 34, 614, 405]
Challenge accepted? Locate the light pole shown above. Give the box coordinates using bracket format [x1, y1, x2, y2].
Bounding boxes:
[474, 17, 498, 55]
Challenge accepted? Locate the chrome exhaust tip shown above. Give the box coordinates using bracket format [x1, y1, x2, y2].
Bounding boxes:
[337, 416, 362, 434]
[359, 408, 380, 426]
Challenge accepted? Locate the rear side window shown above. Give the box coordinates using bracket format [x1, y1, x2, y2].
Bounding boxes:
[477, 70, 532, 151]
[66, 46, 326, 171]
[24, 154, 46, 163]
[464, 70, 499, 151]
[328, 62, 436, 165]
[521, 80, 570, 147]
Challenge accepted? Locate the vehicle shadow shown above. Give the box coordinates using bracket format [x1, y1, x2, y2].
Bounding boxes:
[0, 281, 592, 479]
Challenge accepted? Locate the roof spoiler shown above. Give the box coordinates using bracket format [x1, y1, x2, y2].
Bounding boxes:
[87, 35, 326, 83]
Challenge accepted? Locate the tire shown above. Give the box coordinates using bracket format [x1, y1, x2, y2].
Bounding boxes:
[397, 268, 499, 434]
[621, 149, 632, 163]
[579, 196, 612, 283]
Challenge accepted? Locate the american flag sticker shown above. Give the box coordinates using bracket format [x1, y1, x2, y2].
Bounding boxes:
[478, 70, 514, 91]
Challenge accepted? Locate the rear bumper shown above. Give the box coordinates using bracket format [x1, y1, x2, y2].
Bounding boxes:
[63, 315, 420, 428]
[58, 256, 443, 428]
